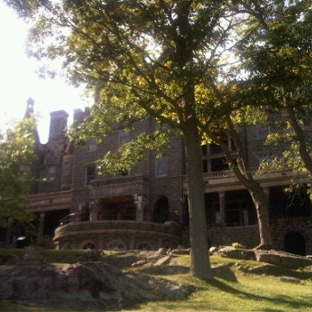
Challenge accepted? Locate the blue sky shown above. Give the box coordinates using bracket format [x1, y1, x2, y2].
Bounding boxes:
[0, 1, 90, 143]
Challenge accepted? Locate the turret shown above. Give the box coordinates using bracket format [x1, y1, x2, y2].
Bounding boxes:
[24, 97, 35, 118]
[23, 98, 40, 146]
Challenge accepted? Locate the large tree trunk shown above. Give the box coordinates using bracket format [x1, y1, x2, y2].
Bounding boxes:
[184, 125, 212, 280]
[231, 165, 273, 249]
[221, 125, 273, 249]
[248, 183, 272, 249]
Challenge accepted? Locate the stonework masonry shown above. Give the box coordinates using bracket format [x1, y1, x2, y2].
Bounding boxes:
[3, 101, 312, 256]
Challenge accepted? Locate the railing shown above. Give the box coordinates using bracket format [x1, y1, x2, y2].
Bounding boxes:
[59, 211, 90, 225]
[54, 220, 182, 240]
[28, 190, 72, 212]
[201, 168, 296, 183]
[89, 174, 148, 187]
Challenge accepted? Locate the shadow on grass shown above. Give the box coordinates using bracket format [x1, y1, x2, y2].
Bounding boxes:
[209, 278, 311, 312]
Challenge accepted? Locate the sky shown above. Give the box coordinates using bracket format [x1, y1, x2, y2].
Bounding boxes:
[0, 1, 91, 143]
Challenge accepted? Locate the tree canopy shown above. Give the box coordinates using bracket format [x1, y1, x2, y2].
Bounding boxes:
[234, 0, 312, 184]
[5, 0, 312, 278]
[0, 117, 37, 227]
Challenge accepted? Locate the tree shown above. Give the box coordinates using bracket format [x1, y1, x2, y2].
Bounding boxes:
[234, 1, 312, 189]
[6, 0, 243, 280]
[5, 0, 284, 276]
[0, 117, 36, 231]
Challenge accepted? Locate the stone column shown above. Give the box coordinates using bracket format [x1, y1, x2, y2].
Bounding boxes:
[219, 191, 226, 225]
[5, 217, 12, 245]
[89, 203, 98, 222]
[38, 212, 46, 236]
[263, 187, 270, 198]
[134, 195, 145, 221]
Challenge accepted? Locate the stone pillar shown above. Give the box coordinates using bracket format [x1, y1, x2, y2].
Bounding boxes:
[263, 187, 270, 198]
[219, 191, 226, 225]
[5, 217, 12, 245]
[89, 203, 98, 222]
[38, 212, 46, 236]
[134, 195, 145, 221]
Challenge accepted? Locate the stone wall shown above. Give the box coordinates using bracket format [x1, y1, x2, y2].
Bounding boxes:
[271, 217, 312, 255]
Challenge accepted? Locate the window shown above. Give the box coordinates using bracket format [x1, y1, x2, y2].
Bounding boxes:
[119, 130, 129, 146]
[202, 138, 234, 173]
[48, 166, 56, 181]
[41, 166, 56, 182]
[156, 156, 168, 177]
[87, 139, 97, 152]
[63, 161, 70, 176]
[256, 124, 270, 140]
[86, 165, 96, 185]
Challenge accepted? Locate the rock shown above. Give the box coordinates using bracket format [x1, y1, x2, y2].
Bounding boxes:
[254, 250, 312, 269]
[155, 248, 168, 255]
[21, 246, 43, 265]
[101, 252, 140, 268]
[0, 253, 16, 265]
[154, 255, 171, 266]
[131, 259, 147, 267]
[280, 276, 301, 284]
[140, 265, 189, 275]
[170, 247, 191, 255]
[0, 261, 193, 310]
[212, 264, 238, 282]
[209, 246, 218, 255]
[217, 246, 256, 260]
[247, 263, 306, 278]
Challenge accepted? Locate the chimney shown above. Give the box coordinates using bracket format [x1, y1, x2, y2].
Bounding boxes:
[48, 110, 69, 141]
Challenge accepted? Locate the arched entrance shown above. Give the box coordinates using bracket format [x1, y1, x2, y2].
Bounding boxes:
[154, 195, 169, 223]
[284, 232, 306, 256]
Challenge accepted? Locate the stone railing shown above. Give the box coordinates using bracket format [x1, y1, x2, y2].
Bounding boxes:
[28, 190, 72, 212]
[59, 211, 90, 225]
[182, 168, 299, 188]
[54, 220, 182, 240]
[90, 174, 148, 187]
[202, 168, 295, 181]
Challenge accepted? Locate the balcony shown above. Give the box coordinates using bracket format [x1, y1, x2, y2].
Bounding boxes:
[88, 174, 149, 198]
[28, 190, 72, 213]
[183, 169, 301, 193]
[54, 213, 182, 250]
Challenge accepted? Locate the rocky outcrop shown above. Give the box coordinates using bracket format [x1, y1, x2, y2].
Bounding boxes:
[216, 246, 256, 260]
[215, 246, 312, 269]
[0, 261, 193, 310]
[254, 250, 312, 269]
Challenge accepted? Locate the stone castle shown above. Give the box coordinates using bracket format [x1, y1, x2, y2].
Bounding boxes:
[9, 99, 312, 254]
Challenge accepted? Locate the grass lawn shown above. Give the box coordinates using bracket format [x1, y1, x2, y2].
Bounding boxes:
[0, 250, 311, 312]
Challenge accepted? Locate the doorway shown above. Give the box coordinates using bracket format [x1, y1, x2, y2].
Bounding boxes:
[284, 231, 306, 256]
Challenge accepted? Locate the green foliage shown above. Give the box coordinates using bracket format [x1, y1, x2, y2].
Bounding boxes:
[235, 0, 312, 182]
[0, 118, 37, 227]
[231, 242, 244, 249]
[7, 0, 312, 274]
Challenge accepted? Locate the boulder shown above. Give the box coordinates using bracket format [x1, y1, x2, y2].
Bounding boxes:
[280, 276, 301, 284]
[212, 264, 238, 282]
[240, 263, 311, 279]
[217, 246, 256, 260]
[0, 261, 193, 310]
[154, 255, 171, 266]
[254, 250, 312, 269]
